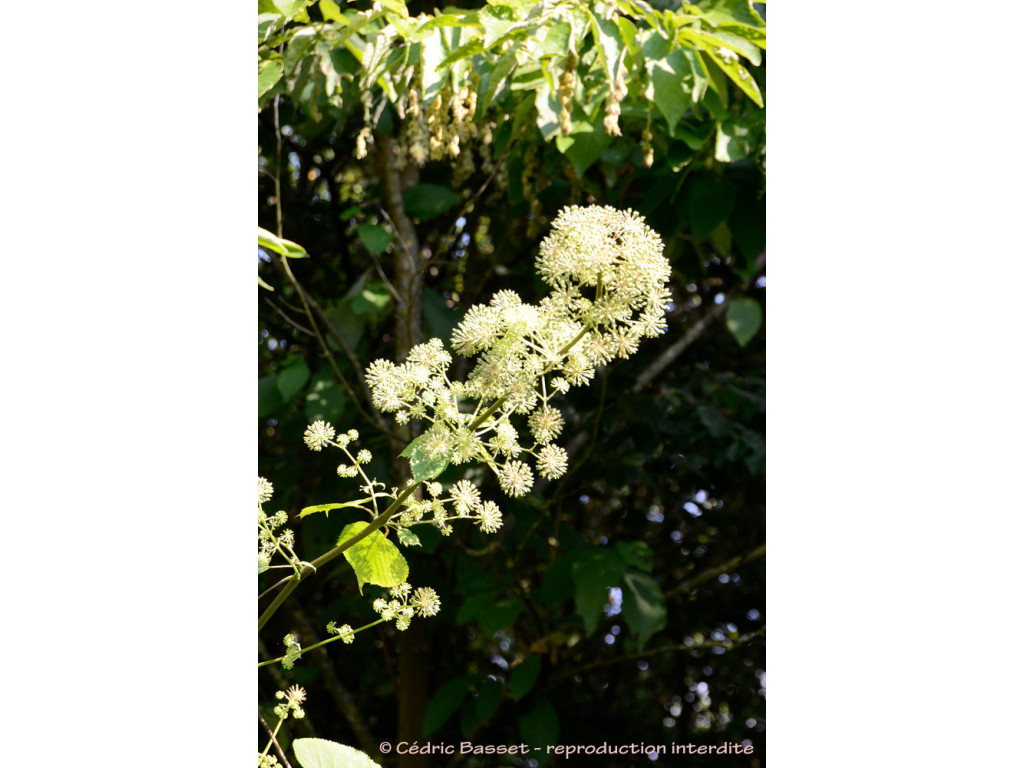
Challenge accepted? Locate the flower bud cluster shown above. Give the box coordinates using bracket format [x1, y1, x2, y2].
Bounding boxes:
[258, 477, 298, 572]
[273, 684, 306, 718]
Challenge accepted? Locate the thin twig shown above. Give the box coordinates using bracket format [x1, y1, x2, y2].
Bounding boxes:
[550, 626, 766, 683]
[263, 297, 316, 336]
[666, 542, 766, 599]
[259, 711, 294, 768]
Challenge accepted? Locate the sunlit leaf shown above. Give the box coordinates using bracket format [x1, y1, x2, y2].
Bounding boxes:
[337, 520, 409, 593]
[726, 297, 763, 347]
[299, 499, 374, 518]
[293, 738, 381, 768]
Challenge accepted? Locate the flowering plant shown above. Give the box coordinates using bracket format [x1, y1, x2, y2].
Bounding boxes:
[258, 205, 670, 766]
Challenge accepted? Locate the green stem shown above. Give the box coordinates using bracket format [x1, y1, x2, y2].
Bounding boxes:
[258, 618, 387, 668]
[258, 483, 419, 631]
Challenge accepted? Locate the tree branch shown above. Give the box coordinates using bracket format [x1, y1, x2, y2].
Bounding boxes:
[666, 543, 766, 599]
[259, 711, 295, 768]
[550, 626, 766, 683]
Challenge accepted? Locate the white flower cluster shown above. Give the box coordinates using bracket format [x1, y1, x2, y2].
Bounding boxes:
[372, 583, 442, 631]
[365, 206, 670, 500]
[394, 478, 504, 536]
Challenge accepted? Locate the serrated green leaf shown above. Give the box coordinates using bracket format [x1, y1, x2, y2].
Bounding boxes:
[277, 359, 311, 404]
[337, 521, 409, 594]
[402, 184, 461, 220]
[620, 571, 667, 647]
[299, 499, 373, 518]
[400, 431, 452, 483]
[293, 738, 381, 768]
[726, 297, 763, 347]
[356, 223, 394, 257]
[423, 676, 471, 736]
[396, 527, 422, 547]
[509, 655, 541, 701]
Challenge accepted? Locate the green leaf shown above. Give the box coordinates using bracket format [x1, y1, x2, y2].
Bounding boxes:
[509, 655, 541, 701]
[259, 58, 283, 99]
[570, 549, 625, 635]
[319, 0, 344, 23]
[356, 223, 394, 256]
[305, 373, 347, 425]
[645, 43, 698, 134]
[258, 375, 283, 420]
[477, 47, 519, 114]
[351, 280, 391, 315]
[293, 738, 381, 768]
[258, 227, 308, 258]
[615, 541, 654, 573]
[400, 431, 451, 483]
[729, 187, 766, 260]
[620, 571, 667, 647]
[480, 6, 519, 48]
[336, 521, 409, 594]
[258, 561, 269, 574]
[478, 598, 523, 633]
[424, 287, 462, 344]
[273, 0, 309, 16]
[537, 21, 572, 57]
[299, 499, 373, 518]
[681, 29, 763, 107]
[725, 297, 763, 347]
[277, 359, 311, 404]
[518, 698, 559, 758]
[395, 527, 422, 547]
[456, 590, 500, 625]
[534, 76, 561, 141]
[687, 175, 736, 241]
[439, 38, 485, 68]
[715, 119, 750, 162]
[420, 28, 448, 102]
[475, 678, 503, 723]
[402, 184, 461, 220]
[423, 676, 471, 736]
[555, 119, 614, 177]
